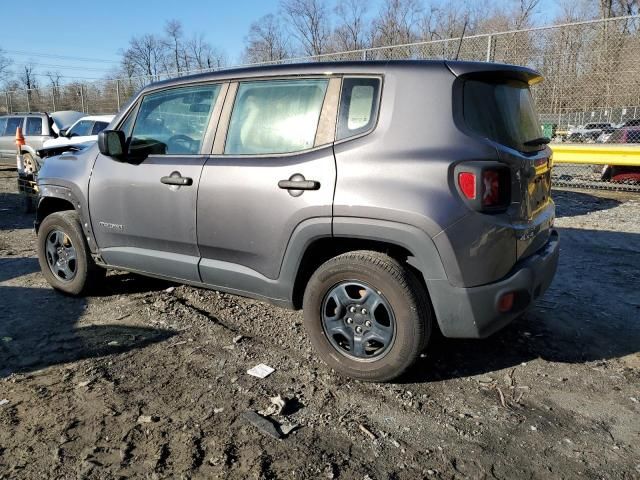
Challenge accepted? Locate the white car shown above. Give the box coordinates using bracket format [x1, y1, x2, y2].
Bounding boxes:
[42, 115, 114, 148]
[567, 122, 612, 142]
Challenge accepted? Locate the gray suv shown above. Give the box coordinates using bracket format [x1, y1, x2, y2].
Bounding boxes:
[34, 61, 559, 381]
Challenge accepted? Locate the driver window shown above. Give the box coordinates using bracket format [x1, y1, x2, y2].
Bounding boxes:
[129, 84, 221, 155]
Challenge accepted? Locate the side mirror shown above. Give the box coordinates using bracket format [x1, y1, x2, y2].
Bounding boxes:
[98, 130, 127, 160]
[59, 128, 68, 137]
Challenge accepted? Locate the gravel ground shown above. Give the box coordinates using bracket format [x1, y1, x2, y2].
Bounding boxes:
[1, 167, 639, 479]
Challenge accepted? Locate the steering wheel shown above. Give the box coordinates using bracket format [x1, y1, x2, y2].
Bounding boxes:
[167, 134, 196, 153]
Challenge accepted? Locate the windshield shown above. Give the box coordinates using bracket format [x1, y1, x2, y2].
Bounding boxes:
[463, 79, 542, 152]
[69, 120, 93, 137]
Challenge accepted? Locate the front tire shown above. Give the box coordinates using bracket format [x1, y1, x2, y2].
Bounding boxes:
[37, 211, 103, 295]
[303, 251, 431, 382]
[22, 152, 38, 175]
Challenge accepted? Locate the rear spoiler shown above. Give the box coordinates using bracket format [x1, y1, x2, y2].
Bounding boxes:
[445, 60, 543, 85]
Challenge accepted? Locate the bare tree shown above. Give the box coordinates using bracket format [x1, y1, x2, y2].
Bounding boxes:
[244, 14, 291, 62]
[371, 0, 422, 47]
[333, 0, 370, 50]
[187, 34, 227, 70]
[124, 34, 167, 78]
[19, 64, 37, 91]
[281, 0, 332, 56]
[46, 71, 61, 89]
[165, 19, 184, 73]
[0, 47, 11, 84]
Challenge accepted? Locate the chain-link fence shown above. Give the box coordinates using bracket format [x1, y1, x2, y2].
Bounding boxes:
[2, 15, 639, 190]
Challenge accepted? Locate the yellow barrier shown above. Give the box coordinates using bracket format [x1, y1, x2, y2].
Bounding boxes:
[550, 144, 640, 167]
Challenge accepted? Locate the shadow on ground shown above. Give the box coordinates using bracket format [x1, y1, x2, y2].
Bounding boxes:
[403, 226, 640, 383]
[0, 192, 35, 230]
[553, 189, 621, 217]
[0, 259, 176, 379]
[90, 271, 173, 297]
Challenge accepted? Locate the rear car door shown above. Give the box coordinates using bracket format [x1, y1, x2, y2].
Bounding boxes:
[196, 77, 339, 293]
[0, 116, 24, 159]
[89, 83, 226, 282]
[24, 116, 47, 151]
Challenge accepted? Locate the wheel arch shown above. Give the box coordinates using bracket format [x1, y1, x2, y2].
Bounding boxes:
[20, 145, 37, 157]
[35, 196, 76, 233]
[287, 217, 448, 309]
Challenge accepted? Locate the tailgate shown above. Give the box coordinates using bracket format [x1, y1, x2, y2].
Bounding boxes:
[503, 148, 555, 261]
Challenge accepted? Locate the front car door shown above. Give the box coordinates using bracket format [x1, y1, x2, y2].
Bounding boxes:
[196, 77, 339, 299]
[89, 82, 226, 282]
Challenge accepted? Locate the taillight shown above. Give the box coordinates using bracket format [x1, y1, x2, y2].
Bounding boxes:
[458, 172, 476, 199]
[482, 170, 500, 207]
[455, 162, 511, 212]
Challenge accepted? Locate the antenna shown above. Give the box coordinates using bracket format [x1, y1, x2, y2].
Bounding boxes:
[454, 18, 469, 61]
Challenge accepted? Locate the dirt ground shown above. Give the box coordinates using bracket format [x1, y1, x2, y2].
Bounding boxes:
[1, 166, 639, 480]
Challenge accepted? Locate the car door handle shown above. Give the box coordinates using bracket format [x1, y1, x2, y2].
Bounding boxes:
[161, 174, 193, 186]
[278, 179, 320, 190]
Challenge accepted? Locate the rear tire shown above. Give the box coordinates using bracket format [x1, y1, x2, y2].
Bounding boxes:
[37, 211, 104, 295]
[303, 251, 431, 382]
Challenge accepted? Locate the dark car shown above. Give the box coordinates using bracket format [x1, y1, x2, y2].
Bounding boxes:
[602, 126, 640, 184]
[34, 61, 558, 381]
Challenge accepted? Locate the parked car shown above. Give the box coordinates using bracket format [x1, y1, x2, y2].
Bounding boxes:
[601, 126, 640, 184]
[43, 115, 114, 149]
[619, 118, 640, 128]
[567, 122, 612, 142]
[0, 111, 84, 173]
[34, 61, 559, 381]
[596, 118, 640, 143]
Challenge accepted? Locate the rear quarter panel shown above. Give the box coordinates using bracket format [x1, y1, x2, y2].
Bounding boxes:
[333, 65, 513, 287]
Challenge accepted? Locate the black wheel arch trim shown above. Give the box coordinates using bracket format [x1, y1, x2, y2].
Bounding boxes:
[36, 185, 98, 254]
[279, 216, 448, 304]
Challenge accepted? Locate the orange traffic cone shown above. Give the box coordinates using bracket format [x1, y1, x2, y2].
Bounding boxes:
[15, 127, 25, 149]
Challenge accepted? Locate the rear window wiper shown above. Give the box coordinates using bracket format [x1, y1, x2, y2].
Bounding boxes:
[523, 136, 550, 147]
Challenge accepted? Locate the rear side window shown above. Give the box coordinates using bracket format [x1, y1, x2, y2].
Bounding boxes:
[337, 77, 381, 141]
[91, 121, 109, 135]
[25, 117, 43, 136]
[463, 79, 541, 152]
[3, 117, 23, 136]
[225, 79, 328, 155]
[0, 118, 6, 136]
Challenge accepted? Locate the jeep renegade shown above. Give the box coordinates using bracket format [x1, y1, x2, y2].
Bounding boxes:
[34, 61, 559, 382]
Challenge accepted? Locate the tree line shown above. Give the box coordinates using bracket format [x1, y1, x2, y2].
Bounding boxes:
[0, 0, 637, 90]
[0, 0, 638, 118]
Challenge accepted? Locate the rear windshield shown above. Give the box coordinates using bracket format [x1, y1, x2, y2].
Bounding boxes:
[463, 79, 542, 152]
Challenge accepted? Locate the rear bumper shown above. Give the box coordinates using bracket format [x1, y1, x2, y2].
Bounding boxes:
[427, 229, 559, 338]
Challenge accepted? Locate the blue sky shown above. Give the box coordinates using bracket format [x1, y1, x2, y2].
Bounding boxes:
[1, 0, 559, 81]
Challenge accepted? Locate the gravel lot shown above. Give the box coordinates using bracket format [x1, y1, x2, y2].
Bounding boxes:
[1, 167, 639, 479]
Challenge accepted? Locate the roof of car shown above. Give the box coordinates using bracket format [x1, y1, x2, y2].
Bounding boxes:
[0, 112, 48, 117]
[74, 115, 115, 123]
[141, 60, 542, 94]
